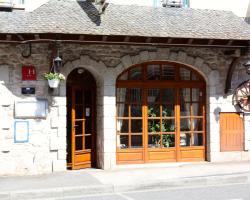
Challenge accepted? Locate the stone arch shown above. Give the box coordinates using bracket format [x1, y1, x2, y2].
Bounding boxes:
[115, 49, 219, 85]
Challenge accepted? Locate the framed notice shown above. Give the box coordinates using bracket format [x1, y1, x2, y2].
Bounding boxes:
[15, 99, 47, 119]
[14, 121, 29, 143]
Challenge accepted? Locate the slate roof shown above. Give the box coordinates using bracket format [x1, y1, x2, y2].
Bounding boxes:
[0, 0, 250, 40]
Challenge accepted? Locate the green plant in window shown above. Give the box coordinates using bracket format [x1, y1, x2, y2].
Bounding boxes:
[162, 134, 175, 147]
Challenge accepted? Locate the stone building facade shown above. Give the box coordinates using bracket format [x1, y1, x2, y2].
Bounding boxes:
[0, 42, 250, 175]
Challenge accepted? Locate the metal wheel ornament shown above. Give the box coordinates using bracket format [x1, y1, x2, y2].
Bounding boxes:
[234, 80, 250, 112]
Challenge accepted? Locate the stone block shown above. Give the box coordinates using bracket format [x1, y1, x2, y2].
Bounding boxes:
[115, 63, 124, 76]
[139, 51, 149, 62]
[186, 56, 195, 66]
[58, 106, 66, 116]
[208, 70, 220, 86]
[52, 160, 66, 172]
[0, 65, 9, 84]
[58, 116, 66, 128]
[51, 97, 66, 106]
[103, 117, 116, 129]
[50, 117, 59, 128]
[177, 51, 187, 63]
[149, 51, 157, 60]
[57, 149, 66, 160]
[131, 55, 141, 65]
[103, 96, 115, 105]
[103, 68, 116, 86]
[50, 136, 66, 151]
[103, 85, 115, 96]
[103, 139, 116, 153]
[103, 105, 116, 117]
[121, 55, 132, 68]
[157, 48, 170, 60]
[57, 128, 67, 137]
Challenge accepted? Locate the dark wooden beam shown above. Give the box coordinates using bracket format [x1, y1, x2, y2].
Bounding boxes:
[79, 35, 84, 40]
[124, 36, 130, 42]
[146, 37, 152, 43]
[102, 35, 108, 41]
[17, 34, 24, 41]
[188, 38, 194, 44]
[208, 39, 214, 45]
[34, 34, 40, 40]
[167, 38, 172, 44]
[6, 35, 12, 41]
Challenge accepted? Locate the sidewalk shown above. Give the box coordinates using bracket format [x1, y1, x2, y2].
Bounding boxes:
[1, 161, 250, 200]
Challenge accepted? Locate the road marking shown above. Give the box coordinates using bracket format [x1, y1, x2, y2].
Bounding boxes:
[117, 193, 135, 200]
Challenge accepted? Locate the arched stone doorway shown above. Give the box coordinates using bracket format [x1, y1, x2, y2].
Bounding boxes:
[116, 61, 206, 163]
[66, 68, 97, 169]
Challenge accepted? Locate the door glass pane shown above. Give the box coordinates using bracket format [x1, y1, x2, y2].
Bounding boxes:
[148, 119, 160, 133]
[180, 88, 190, 102]
[162, 134, 175, 148]
[117, 104, 129, 117]
[118, 135, 129, 149]
[85, 119, 91, 134]
[192, 73, 199, 80]
[117, 119, 129, 133]
[75, 121, 83, 135]
[192, 133, 203, 146]
[162, 104, 174, 117]
[192, 118, 203, 131]
[84, 90, 92, 105]
[180, 133, 191, 146]
[131, 135, 142, 148]
[180, 102, 190, 116]
[129, 67, 142, 80]
[192, 103, 202, 116]
[75, 105, 84, 119]
[180, 68, 191, 80]
[75, 90, 83, 104]
[162, 65, 175, 80]
[117, 88, 128, 103]
[131, 104, 142, 117]
[85, 135, 91, 149]
[148, 89, 160, 103]
[148, 134, 161, 148]
[75, 136, 83, 150]
[180, 118, 191, 131]
[162, 89, 174, 103]
[192, 88, 200, 101]
[130, 88, 141, 103]
[131, 120, 142, 133]
[147, 65, 160, 80]
[148, 104, 160, 117]
[162, 119, 175, 132]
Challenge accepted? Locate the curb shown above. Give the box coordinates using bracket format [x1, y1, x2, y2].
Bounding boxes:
[1, 173, 250, 200]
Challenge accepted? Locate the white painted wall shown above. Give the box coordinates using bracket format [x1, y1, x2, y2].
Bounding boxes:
[23, 0, 250, 17]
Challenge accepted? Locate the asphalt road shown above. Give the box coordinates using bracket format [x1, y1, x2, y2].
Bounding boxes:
[61, 183, 250, 200]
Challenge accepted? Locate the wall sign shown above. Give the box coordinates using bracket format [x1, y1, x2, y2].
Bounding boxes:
[22, 65, 36, 80]
[21, 87, 35, 95]
[14, 121, 29, 143]
[15, 99, 47, 119]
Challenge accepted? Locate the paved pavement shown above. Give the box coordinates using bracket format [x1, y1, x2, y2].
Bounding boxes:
[0, 161, 250, 200]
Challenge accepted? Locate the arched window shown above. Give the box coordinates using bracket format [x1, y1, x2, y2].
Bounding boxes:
[116, 61, 206, 164]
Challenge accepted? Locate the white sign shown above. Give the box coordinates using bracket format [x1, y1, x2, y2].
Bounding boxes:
[15, 99, 47, 118]
[14, 121, 29, 143]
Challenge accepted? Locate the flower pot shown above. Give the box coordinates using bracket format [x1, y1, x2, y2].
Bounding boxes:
[48, 79, 60, 88]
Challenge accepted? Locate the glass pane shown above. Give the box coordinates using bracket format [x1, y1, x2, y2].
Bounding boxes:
[148, 104, 160, 117]
[85, 135, 91, 149]
[162, 119, 175, 132]
[180, 68, 191, 80]
[129, 67, 142, 80]
[117, 119, 129, 133]
[119, 71, 128, 80]
[180, 118, 191, 131]
[192, 118, 203, 131]
[131, 135, 142, 148]
[180, 133, 191, 147]
[84, 90, 92, 105]
[192, 133, 203, 146]
[148, 134, 161, 148]
[118, 135, 129, 149]
[162, 134, 175, 148]
[192, 88, 200, 101]
[75, 105, 84, 119]
[131, 120, 142, 133]
[75, 136, 83, 150]
[148, 89, 160, 103]
[117, 104, 129, 117]
[162, 104, 175, 117]
[75, 90, 83, 104]
[117, 88, 128, 102]
[192, 72, 200, 80]
[75, 121, 83, 135]
[131, 104, 142, 117]
[130, 88, 141, 103]
[180, 88, 190, 102]
[148, 119, 160, 133]
[192, 103, 202, 116]
[162, 89, 174, 103]
[85, 119, 91, 134]
[147, 65, 160, 80]
[162, 65, 175, 80]
[180, 102, 190, 116]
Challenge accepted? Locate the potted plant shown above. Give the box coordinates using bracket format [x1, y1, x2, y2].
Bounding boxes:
[43, 72, 65, 88]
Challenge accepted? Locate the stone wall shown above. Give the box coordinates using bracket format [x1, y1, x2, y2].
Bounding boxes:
[0, 42, 249, 175]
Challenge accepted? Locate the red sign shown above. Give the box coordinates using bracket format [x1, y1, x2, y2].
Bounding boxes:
[22, 65, 36, 80]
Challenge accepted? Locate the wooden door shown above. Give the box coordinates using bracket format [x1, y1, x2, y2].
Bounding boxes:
[71, 86, 95, 169]
[220, 113, 244, 152]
